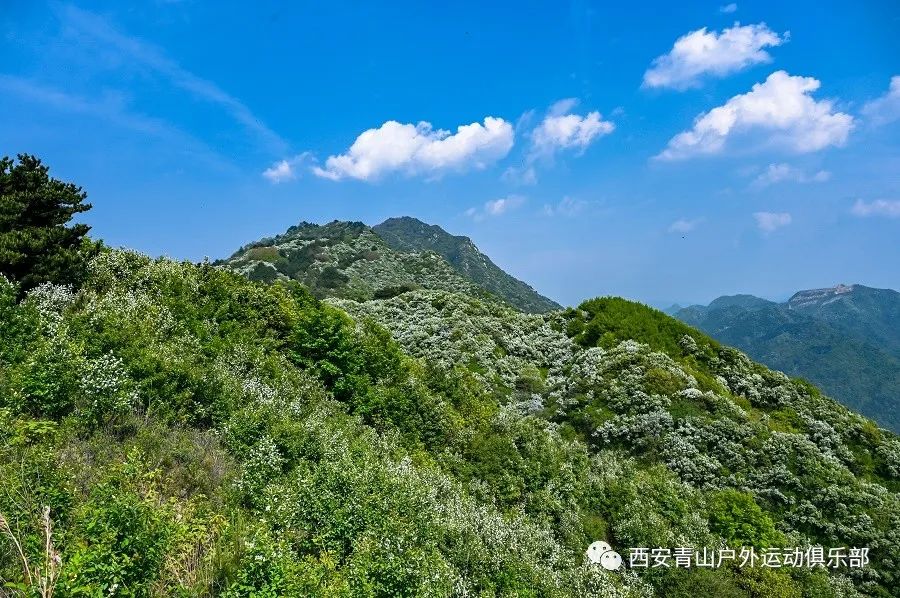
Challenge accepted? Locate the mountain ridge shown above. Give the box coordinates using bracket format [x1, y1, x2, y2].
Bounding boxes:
[218, 216, 561, 313]
[674, 283, 900, 432]
[373, 216, 561, 313]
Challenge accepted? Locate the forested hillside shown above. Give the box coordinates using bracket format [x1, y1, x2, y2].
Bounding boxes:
[219, 217, 560, 313]
[2, 157, 900, 597]
[674, 286, 900, 433]
[373, 216, 560, 313]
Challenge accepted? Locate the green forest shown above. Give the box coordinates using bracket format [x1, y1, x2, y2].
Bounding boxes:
[2, 155, 899, 597]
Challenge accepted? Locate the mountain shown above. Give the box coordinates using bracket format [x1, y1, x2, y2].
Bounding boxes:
[373, 216, 561, 313]
[707, 294, 776, 311]
[5, 206, 900, 595]
[217, 218, 559, 313]
[674, 284, 900, 433]
[788, 284, 900, 356]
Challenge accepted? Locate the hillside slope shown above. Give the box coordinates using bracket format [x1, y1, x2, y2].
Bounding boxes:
[4, 251, 900, 595]
[217, 220, 494, 303]
[675, 285, 900, 433]
[373, 216, 561, 313]
[333, 289, 900, 596]
[217, 218, 559, 312]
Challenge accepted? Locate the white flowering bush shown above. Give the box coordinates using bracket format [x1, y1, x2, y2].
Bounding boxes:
[2, 249, 899, 596]
[76, 352, 138, 428]
[331, 288, 576, 404]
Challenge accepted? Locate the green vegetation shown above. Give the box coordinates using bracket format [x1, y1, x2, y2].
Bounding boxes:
[568, 296, 718, 357]
[707, 489, 780, 548]
[674, 288, 900, 433]
[373, 216, 560, 313]
[0, 154, 97, 294]
[2, 162, 899, 596]
[341, 291, 900, 596]
[219, 216, 561, 314]
[218, 220, 497, 304]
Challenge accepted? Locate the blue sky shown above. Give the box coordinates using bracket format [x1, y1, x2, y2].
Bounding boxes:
[2, 0, 898, 307]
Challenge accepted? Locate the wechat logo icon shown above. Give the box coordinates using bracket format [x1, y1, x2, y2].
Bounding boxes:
[587, 541, 623, 571]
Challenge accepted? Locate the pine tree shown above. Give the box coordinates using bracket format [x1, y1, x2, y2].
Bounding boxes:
[0, 154, 96, 292]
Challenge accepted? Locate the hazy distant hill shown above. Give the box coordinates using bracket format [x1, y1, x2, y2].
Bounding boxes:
[675, 284, 900, 432]
[219, 217, 560, 313]
[787, 284, 900, 356]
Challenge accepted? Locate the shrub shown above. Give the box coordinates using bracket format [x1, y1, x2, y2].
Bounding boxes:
[707, 489, 780, 548]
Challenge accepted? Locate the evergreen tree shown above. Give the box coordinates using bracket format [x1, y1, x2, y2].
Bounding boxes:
[0, 154, 95, 291]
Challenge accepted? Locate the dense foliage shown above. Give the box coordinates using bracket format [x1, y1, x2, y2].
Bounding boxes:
[373, 217, 560, 313]
[218, 217, 559, 314]
[1, 253, 646, 596]
[674, 287, 900, 433]
[2, 205, 899, 596]
[0, 155, 97, 294]
[218, 220, 496, 304]
[335, 290, 900, 596]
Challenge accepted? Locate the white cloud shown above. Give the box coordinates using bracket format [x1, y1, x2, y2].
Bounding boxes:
[851, 199, 900, 218]
[753, 211, 792, 232]
[719, 3, 738, 13]
[643, 23, 786, 89]
[657, 71, 853, 160]
[312, 117, 514, 181]
[530, 99, 614, 157]
[262, 160, 294, 183]
[485, 195, 524, 215]
[668, 218, 702, 233]
[862, 75, 900, 125]
[262, 152, 313, 183]
[548, 98, 579, 116]
[752, 163, 831, 187]
[507, 99, 615, 183]
[543, 196, 588, 217]
[467, 195, 525, 221]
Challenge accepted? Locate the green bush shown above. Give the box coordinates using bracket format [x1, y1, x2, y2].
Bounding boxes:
[707, 489, 780, 548]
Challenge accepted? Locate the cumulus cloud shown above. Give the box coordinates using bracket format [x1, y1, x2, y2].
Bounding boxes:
[262, 152, 314, 183]
[862, 76, 900, 125]
[657, 71, 853, 160]
[851, 199, 900, 218]
[466, 195, 525, 221]
[668, 218, 702, 233]
[752, 163, 831, 187]
[719, 3, 738, 13]
[543, 196, 588, 217]
[312, 117, 514, 181]
[753, 211, 792, 232]
[530, 99, 614, 157]
[643, 23, 786, 89]
[262, 160, 294, 183]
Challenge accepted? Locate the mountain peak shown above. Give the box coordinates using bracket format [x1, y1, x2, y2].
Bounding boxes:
[373, 217, 560, 312]
[675, 282, 900, 432]
[220, 216, 560, 313]
[786, 283, 870, 310]
[707, 294, 774, 311]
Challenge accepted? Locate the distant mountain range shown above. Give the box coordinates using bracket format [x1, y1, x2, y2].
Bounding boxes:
[218, 217, 560, 313]
[672, 284, 900, 432]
